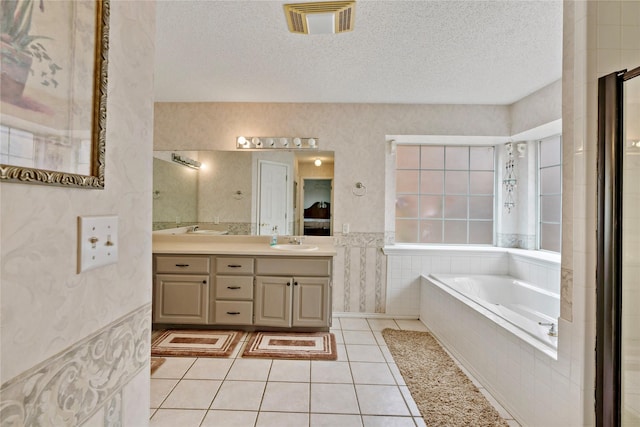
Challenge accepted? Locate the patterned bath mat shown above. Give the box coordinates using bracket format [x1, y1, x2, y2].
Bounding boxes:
[151, 330, 243, 358]
[150, 357, 166, 375]
[242, 332, 337, 360]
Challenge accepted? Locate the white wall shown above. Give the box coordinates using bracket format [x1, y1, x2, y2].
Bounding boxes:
[0, 2, 156, 425]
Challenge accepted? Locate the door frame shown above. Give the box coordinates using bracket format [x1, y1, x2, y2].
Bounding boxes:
[299, 177, 333, 236]
[596, 65, 640, 427]
[256, 160, 291, 235]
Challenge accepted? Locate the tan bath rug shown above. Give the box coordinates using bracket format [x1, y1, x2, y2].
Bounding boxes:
[151, 329, 243, 358]
[242, 331, 337, 360]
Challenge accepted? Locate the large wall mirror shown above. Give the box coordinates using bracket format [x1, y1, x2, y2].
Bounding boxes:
[153, 150, 334, 236]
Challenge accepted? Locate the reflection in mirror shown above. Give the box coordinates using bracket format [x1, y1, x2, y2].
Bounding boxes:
[153, 150, 334, 236]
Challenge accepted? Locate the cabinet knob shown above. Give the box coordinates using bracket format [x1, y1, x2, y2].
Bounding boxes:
[286, 282, 291, 286]
[202, 280, 207, 284]
[294, 281, 298, 286]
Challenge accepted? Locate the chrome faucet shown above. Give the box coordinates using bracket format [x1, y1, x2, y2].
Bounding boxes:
[289, 236, 304, 245]
[538, 322, 557, 337]
[189, 225, 199, 232]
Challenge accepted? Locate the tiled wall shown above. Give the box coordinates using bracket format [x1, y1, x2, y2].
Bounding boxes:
[385, 247, 560, 316]
[333, 232, 387, 314]
[421, 278, 579, 426]
[404, 247, 566, 426]
[565, 1, 640, 425]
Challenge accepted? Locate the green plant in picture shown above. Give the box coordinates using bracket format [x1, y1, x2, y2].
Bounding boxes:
[1, 0, 62, 103]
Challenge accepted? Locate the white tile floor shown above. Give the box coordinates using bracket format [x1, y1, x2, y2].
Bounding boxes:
[150, 317, 521, 427]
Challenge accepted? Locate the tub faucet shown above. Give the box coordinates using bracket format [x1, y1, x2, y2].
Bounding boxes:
[538, 322, 557, 337]
[189, 225, 199, 232]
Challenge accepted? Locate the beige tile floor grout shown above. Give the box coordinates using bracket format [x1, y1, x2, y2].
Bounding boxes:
[150, 317, 521, 427]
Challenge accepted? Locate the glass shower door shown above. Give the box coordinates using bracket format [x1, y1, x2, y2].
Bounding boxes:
[622, 71, 640, 425]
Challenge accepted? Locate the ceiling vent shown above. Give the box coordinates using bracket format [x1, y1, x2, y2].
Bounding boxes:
[283, 1, 355, 35]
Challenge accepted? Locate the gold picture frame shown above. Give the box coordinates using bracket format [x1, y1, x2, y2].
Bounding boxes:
[0, 0, 109, 188]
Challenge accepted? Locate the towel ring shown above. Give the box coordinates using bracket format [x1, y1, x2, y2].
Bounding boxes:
[352, 182, 367, 197]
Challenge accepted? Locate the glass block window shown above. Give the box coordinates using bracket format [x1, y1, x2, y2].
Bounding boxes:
[538, 135, 562, 252]
[395, 145, 495, 244]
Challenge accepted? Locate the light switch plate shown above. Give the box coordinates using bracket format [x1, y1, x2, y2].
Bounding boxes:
[78, 215, 118, 273]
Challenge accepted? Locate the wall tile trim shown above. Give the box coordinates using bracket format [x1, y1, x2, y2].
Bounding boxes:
[0, 304, 151, 427]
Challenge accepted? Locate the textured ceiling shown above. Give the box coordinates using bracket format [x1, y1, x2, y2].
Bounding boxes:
[154, 1, 563, 105]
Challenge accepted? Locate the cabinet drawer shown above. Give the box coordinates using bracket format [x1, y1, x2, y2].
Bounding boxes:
[255, 257, 331, 276]
[156, 256, 210, 274]
[216, 257, 254, 274]
[215, 301, 253, 325]
[216, 276, 253, 300]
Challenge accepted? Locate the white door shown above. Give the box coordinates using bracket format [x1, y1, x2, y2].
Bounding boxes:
[258, 161, 289, 235]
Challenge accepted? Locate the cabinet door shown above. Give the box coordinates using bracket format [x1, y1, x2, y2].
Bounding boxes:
[154, 274, 209, 324]
[293, 277, 329, 327]
[254, 276, 292, 328]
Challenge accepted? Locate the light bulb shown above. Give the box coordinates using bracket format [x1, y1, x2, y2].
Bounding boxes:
[314, 158, 322, 167]
[280, 138, 289, 147]
[266, 138, 275, 147]
[251, 137, 260, 146]
[308, 138, 316, 148]
[237, 136, 248, 147]
[293, 137, 302, 147]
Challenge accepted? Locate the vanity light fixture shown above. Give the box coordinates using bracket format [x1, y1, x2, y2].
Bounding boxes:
[171, 153, 201, 170]
[237, 136, 250, 148]
[236, 136, 319, 150]
[284, 1, 356, 35]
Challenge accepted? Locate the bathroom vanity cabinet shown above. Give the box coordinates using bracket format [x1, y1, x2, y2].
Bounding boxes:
[154, 255, 211, 324]
[214, 257, 254, 325]
[152, 253, 332, 330]
[254, 258, 331, 328]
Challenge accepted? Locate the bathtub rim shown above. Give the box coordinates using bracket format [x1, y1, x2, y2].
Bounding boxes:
[383, 244, 561, 265]
[422, 273, 558, 359]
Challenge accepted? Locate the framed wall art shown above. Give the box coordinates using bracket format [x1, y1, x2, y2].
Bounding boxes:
[0, 0, 109, 188]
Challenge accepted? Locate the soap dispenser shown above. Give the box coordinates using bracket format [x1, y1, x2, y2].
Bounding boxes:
[270, 226, 278, 246]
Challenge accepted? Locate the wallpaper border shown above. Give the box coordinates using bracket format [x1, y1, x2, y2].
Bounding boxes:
[0, 304, 151, 427]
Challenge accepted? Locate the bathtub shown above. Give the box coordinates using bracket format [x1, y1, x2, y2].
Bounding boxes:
[424, 274, 559, 352]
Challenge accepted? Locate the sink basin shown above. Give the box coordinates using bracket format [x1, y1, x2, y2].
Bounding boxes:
[271, 244, 318, 252]
[188, 230, 229, 235]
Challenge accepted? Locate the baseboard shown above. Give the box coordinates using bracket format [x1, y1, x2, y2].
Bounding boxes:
[332, 312, 419, 320]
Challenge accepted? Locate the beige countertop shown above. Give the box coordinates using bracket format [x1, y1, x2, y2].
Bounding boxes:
[152, 233, 337, 257]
